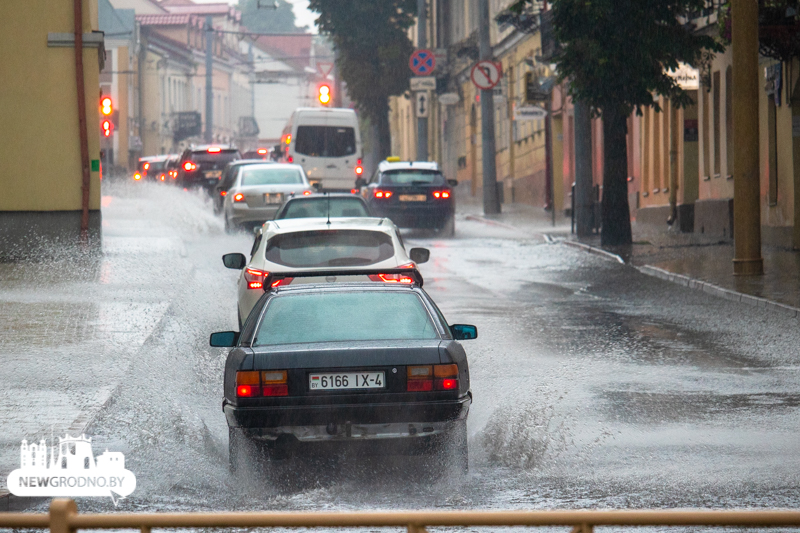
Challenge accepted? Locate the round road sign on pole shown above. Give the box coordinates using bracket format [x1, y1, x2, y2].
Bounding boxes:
[471, 60, 502, 90]
[409, 49, 436, 76]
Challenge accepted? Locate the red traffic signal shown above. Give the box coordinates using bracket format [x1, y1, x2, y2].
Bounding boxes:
[318, 84, 331, 105]
[101, 119, 114, 137]
[100, 96, 113, 116]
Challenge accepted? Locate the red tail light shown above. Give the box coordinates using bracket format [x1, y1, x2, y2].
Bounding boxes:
[183, 161, 196, 171]
[374, 189, 392, 199]
[407, 380, 433, 392]
[236, 370, 288, 397]
[407, 364, 457, 392]
[287, 155, 294, 163]
[257, 148, 268, 155]
[159, 174, 166, 181]
[436, 378, 458, 390]
[368, 273, 414, 284]
[262, 384, 289, 396]
[234, 193, 245, 202]
[271, 277, 293, 287]
[143, 162, 150, 170]
[207, 146, 221, 153]
[169, 170, 177, 179]
[244, 268, 268, 289]
[220, 191, 227, 196]
[133, 172, 142, 181]
[303, 190, 312, 196]
[433, 190, 451, 199]
[350, 189, 359, 194]
[236, 385, 260, 397]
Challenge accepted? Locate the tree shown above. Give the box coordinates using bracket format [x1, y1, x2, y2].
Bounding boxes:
[238, 0, 306, 34]
[308, 0, 416, 159]
[512, 0, 722, 246]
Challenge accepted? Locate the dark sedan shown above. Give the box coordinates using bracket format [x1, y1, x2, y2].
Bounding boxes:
[211, 282, 476, 473]
[273, 193, 373, 220]
[360, 159, 457, 236]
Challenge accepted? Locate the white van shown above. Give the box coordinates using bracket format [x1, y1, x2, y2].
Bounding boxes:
[281, 108, 362, 191]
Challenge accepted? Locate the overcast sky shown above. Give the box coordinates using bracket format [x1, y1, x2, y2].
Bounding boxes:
[195, 0, 317, 33]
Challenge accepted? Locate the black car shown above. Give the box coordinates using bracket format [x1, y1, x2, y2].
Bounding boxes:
[211, 280, 476, 472]
[360, 160, 458, 236]
[212, 159, 274, 214]
[273, 193, 373, 220]
[178, 145, 241, 192]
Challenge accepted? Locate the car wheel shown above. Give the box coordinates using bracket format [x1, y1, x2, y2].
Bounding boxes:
[224, 213, 236, 234]
[229, 427, 271, 476]
[439, 216, 455, 238]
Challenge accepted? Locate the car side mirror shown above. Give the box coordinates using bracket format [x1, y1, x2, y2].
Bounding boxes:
[222, 253, 247, 270]
[409, 247, 430, 264]
[451, 324, 477, 340]
[447, 179, 459, 187]
[209, 331, 239, 347]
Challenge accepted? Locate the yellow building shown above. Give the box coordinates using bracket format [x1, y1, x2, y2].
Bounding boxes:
[0, 0, 103, 259]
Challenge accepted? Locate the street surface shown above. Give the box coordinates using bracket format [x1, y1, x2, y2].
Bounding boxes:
[4, 181, 800, 515]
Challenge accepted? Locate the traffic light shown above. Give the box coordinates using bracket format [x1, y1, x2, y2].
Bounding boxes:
[101, 119, 114, 137]
[318, 84, 331, 106]
[101, 96, 113, 116]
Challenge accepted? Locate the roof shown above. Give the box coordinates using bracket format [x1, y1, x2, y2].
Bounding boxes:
[267, 217, 394, 235]
[162, 3, 240, 21]
[378, 160, 440, 172]
[136, 13, 204, 27]
[99, 0, 135, 37]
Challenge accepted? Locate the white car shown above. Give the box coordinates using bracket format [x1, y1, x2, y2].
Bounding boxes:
[222, 217, 430, 325]
[222, 163, 313, 232]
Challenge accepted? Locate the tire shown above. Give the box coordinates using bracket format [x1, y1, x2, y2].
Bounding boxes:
[439, 216, 455, 238]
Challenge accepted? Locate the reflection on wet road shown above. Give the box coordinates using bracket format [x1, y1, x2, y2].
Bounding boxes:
[19, 182, 800, 516]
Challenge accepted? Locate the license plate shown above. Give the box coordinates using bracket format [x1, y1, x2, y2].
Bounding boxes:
[264, 193, 284, 204]
[205, 170, 222, 178]
[399, 194, 427, 202]
[309, 371, 384, 390]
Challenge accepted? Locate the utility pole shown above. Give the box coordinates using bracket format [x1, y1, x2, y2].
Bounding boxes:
[545, 99, 554, 226]
[478, 0, 500, 214]
[731, 0, 763, 275]
[574, 100, 594, 236]
[204, 15, 214, 143]
[416, 0, 428, 161]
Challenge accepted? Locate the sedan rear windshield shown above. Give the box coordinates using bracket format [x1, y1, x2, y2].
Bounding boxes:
[240, 168, 304, 186]
[253, 291, 438, 345]
[278, 198, 369, 219]
[294, 126, 356, 157]
[190, 151, 240, 170]
[381, 170, 446, 185]
[264, 230, 394, 268]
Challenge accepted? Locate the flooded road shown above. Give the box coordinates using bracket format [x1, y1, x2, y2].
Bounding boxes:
[9, 181, 800, 516]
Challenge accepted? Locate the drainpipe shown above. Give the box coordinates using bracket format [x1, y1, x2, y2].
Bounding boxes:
[74, 0, 91, 238]
[668, 99, 680, 226]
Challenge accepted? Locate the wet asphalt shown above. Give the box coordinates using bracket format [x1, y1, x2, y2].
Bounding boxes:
[6, 181, 800, 517]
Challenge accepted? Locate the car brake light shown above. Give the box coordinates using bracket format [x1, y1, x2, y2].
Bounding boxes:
[350, 189, 359, 194]
[234, 193, 245, 202]
[407, 365, 457, 392]
[220, 191, 227, 196]
[183, 161, 196, 171]
[244, 267, 268, 289]
[287, 155, 293, 163]
[236, 385, 260, 397]
[207, 146, 221, 153]
[433, 190, 451, 199]
[436, 378, 458, 390]
[159, 173, 166, 181]
[303, 190, 312, 196]
[133, 172, 142, 181]
[236, 371, 261, 397]
[271, 277, 293, 287]
[236, 370, 288, 397]
[257, 148, 268, 155]
[368, 273, 414, 284]
[374, 189, 392, 199]
[143, 162, 150, 170]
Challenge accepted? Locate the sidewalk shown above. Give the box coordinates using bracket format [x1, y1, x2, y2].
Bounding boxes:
[459, 197, 800, 318]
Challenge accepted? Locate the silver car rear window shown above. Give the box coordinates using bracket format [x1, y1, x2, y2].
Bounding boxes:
[241, 168, 304, 186]
[264, 230, 394, 268]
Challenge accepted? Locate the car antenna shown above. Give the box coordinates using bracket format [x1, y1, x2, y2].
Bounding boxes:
[326, 191, 331, 226]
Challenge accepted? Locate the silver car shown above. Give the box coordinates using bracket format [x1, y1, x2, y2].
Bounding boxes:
[223, 163, 313, 232]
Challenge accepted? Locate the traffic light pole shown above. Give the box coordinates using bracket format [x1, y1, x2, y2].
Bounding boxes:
[478, 0, 500, 214]
[416, 0, 428, 161]
[204, 15, 214, 143]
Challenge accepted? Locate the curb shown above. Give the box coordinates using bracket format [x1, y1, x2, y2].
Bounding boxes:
[636, 265, 800, 320]
[561, 239, 625, 264]
[463, 214, 525, 232]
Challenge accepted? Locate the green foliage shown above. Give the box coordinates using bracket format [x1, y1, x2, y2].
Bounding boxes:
[549, 0, 724, 114]
[238, 0, 306, 33]
[308, 0, 416, 123]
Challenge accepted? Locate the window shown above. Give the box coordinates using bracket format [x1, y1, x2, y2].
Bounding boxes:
[381, 170, 446, 185]
[264, 230, 395, 268]
[253, 291, 438, 345]
[279, 198, 369, 219]
[240, 167, 304, 186]
[294, 126, 356, 157]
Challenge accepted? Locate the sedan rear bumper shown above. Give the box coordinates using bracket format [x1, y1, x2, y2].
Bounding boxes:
[224, 396, 470, 435]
